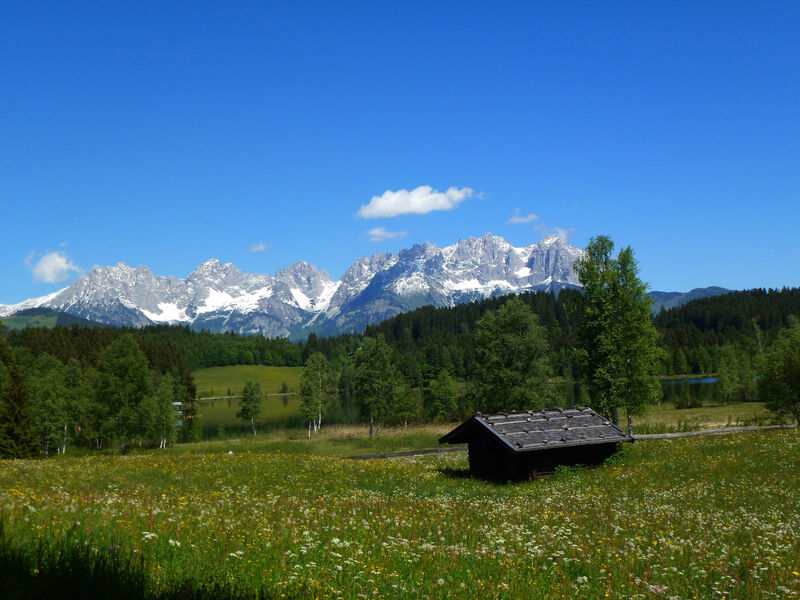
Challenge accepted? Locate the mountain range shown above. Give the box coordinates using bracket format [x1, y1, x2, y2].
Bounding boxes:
[1, 234, 586, 338]
[0, 233, 729, 339]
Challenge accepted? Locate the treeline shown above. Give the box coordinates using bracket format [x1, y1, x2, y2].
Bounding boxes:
[0, 329, 197, 458]
[308, 287, 800, 387]
[306, 289, 585, 384]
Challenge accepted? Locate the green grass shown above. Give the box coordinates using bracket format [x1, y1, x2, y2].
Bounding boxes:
[1, 314, 59, 330]
[632, 401, 777, 434]
[1, 429, 799, 599]
[192, 365, 303, 397]
[171, 423, 452, 456]
[0, 308, 103, 331]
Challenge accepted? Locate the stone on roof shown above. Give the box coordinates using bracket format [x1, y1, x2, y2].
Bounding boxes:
[439, 407, 633, 453]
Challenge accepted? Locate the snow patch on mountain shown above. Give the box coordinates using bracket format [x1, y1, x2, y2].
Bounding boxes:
[141, 302, 188, 323]
[2, 234, 585, 337]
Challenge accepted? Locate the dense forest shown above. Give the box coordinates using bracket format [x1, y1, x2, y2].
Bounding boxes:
[4, 287, 799, 384]
[0, 328, 198, 457]
[1, 286, 798, 456]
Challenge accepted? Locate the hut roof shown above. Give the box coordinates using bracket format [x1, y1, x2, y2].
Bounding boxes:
[439, 407, 633, 454]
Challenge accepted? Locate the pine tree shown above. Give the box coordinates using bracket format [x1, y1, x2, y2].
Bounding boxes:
[0, 360, 39, 459]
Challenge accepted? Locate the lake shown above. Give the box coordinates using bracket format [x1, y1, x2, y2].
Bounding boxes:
[195, 378, 723, 439]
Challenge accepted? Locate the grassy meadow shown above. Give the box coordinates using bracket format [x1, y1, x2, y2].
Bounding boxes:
[1, 428, 799, 599]
[193, 366, 303, 397]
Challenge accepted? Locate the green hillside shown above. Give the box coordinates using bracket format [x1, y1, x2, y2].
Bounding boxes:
[0, 308, 104, 331]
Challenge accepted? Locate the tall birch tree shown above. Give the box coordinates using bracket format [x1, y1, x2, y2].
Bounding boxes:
[576, 236, 661, 431]
[299, 352, 338, 437]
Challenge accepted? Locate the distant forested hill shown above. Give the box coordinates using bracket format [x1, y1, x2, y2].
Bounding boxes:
[1, 308, 105, 330]
[3, 287, 798, 384]
[649, 286, 731, 313]
[654, 287, 800, 348]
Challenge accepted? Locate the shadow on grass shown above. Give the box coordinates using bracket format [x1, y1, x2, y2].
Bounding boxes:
[437, 466, 473, 479]
[0, 523, 281, 600]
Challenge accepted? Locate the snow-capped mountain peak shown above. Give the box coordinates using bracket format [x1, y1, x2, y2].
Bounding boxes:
[0, 234, 584, 338]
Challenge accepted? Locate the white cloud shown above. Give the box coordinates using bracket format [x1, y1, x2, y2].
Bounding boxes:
[357, 185, 473, 219]
[507, 209, 539, 224]
[27, 251, 83, 283]
[249, 242, 269, 253]
[366, 227, 409, 242]
[535, 223, 574, 242]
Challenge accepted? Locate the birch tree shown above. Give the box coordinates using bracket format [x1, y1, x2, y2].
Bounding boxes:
[576, 236, 662, 431]
[354, 335, 398, 439]
[237, 380, 263, 435]
[471, 297, 553, 413]
[760, 316, 800, 424]
[299, 352, 338, 437]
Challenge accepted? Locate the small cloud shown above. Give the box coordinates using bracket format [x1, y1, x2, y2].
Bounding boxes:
[357, 185, 473, 219]
[59, 241, 69, 248]
[553, 227, 573, 242]
[535, 223, 574, 242]
[27, 251, 83, 283]
[366, 227, 409, 242]
[507, 209, 539, 225]
[249, 242, 269, 253]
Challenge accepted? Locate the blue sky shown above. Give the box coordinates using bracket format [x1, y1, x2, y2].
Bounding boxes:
[2, 1, 798, 304]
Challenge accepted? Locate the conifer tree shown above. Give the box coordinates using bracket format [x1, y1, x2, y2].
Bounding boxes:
[0, 360, 39, 459]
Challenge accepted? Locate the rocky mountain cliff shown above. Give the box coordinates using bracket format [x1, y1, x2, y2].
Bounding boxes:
[1, 234, 584, 338]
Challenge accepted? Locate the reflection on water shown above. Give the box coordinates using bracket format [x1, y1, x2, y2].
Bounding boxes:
[196, 379, 723, 439]
[553, 378, 722, 407]
[196, 394, 362, 440]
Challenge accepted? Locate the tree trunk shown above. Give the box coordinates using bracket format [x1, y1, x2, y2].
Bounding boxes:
[369, 415, 374, 440]
[251, 417, 256, 436]
[626, 411, 632, 435]
[62, 424, 68, 455]
[612, 406, 619, 427]
[308, 420, 312, 439]
[376, 421, 381, 439]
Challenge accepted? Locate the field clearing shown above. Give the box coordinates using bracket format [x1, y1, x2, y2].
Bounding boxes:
[634, 401, 775, 432]
[0, 313, 59, 330]
[173, 423, 453, 456]
[1, 430, 799, 599]
[193, 365, 303, 396]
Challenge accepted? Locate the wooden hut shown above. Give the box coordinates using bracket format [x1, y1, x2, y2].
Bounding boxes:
[439, 407, 633, 480]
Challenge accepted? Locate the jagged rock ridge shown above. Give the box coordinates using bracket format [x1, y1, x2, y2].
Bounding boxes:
[0, 234, 584, 338]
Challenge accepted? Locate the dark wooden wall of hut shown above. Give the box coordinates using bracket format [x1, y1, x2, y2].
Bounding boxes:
[468, 436, 620, 480]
